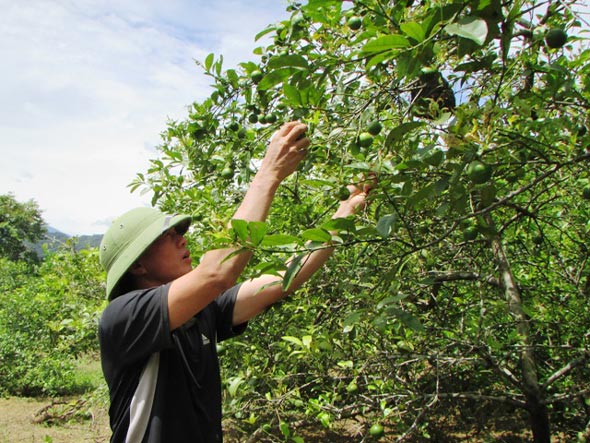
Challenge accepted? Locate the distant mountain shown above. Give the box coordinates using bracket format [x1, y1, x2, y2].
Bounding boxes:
[33, 227, 103, 256]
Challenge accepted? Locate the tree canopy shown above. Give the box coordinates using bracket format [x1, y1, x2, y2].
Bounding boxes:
[0, 193, 46, 263]
[130, 1, 590, 441]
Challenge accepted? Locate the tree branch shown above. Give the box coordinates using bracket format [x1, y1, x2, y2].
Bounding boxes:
[542, 350, 590, 389]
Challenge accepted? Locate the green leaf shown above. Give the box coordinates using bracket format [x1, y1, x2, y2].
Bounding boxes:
[400, 22, 426, 42]
[282, 335, 304, 347]
[254, 26, 275, 41]
[251, 260, 285, 276]
[282, 253, 306, 291]
[301, 228, 332, 243]
[387, 307, 425, 332]
[301, 335, 312, 348]
[279, 421, 290, 438]
[227, 376, 245, 397]
[408, 182, 437, 207]
[365, 50, 396, 70]
[343, 311, 363, 333]
[386, 122, 424, 144]
[260, 234, 300, 247]
[321, 217, 357, 233]
[376, 214, 397, 239]
[268, 54, 309, 70]
[248, 221, 268, 247]
[445, 16, 488, 46]
[258, 68, 296, 91]
[230, 219, 249, 243]
[204, 53, 214, 72]
[283, 83, 303, 105]
[362, 35, 410, 53]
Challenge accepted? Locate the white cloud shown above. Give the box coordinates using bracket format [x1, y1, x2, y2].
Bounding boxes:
[0, 0, 289, 235]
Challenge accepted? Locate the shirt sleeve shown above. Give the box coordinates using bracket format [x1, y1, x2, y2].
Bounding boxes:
[99, 284, 174, 368]
[214, 284, 248, 342]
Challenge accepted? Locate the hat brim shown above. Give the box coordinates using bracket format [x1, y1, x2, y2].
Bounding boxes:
[106, 214, 191, 300]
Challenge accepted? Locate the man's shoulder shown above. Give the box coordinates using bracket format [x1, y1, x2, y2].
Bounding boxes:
[100, 285, 170, 326]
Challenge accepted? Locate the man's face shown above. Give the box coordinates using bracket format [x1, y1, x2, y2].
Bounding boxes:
[136, 227, 193, 285]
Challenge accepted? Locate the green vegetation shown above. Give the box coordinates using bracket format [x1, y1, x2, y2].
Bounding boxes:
[0, 193, 46, 263]
[0, 247, 105, 396]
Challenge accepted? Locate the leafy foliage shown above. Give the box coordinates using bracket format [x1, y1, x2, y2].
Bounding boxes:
[0, 193, 46, 263]
[70, 0, 590, 440]
[0, 245, 105, 396]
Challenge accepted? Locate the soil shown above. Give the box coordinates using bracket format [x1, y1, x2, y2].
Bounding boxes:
[0, 396, 109, 443]
[0, 396, 575, 442]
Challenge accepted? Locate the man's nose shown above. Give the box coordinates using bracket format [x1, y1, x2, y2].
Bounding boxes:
[175, 232, 187, 247]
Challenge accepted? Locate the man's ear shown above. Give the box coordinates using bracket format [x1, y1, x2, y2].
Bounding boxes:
[128, 261, 147, 276]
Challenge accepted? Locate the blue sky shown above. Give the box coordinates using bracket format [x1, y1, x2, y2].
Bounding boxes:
[0, 1, 290, 235]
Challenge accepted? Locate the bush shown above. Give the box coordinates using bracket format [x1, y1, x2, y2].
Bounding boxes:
[0, 245, 105, 396]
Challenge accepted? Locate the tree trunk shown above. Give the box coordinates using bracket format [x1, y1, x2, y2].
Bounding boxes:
[485, 214, 551, 443]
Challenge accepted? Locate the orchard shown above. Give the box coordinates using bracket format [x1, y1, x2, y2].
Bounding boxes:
[130, 1, 590, 441]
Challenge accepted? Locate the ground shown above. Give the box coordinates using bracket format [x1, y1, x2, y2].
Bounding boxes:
[0, 396, 109, 443]
[0, 395, 575, 442]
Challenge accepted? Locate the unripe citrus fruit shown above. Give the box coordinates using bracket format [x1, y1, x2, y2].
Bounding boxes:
[250, 70, 264, 83]
[221, 166, 234, 179]
[369, 423, 384, 437]
[347, 16, 362, 30]
[583, 185, 590, 200]
[545, 29, 567, 49]
[227, 121, 240, 132]
[337, 186, 351, 201]
[466, 161, 492, 184]
[367, 120, 383, 136]
[358, 132, 374, 147]
[248, 113, 259, 124]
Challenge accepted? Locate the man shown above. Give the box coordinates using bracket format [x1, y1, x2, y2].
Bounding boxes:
[98, 121, 370, 442]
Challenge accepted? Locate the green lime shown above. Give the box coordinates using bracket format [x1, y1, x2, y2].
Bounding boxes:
[358, 132, 374, 148]
[337, 186, 351, 201]
[250, 70, 264, 83]
[367, 120, 383, 136]
[248, 113, 259, 124]
[369, 423, 384, 437]
[545, 28, 567, 49]
[466, 161, 492, 184]
[463, 226, 478, 242]
[347, 16, 362, 30]
[265, 113, 278, 124]
[220, 167, 234, 179]
[227, 121, 240, 132]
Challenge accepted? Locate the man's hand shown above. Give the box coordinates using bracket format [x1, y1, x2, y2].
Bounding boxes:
[333, 175, 375, 219]
[258, 121, 310, 183]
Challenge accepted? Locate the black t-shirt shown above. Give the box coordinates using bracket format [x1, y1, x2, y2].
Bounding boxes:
[98, 283, 246, 443]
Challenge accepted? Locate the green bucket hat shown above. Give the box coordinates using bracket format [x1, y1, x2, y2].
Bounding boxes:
[99, 207, 191, 300]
